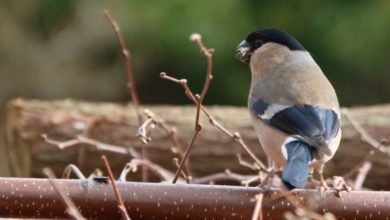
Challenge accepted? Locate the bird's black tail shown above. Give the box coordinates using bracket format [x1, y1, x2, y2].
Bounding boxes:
[282, 141, 313, 189]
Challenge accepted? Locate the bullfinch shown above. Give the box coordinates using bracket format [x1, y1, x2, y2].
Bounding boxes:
[235, 28, 341, 189]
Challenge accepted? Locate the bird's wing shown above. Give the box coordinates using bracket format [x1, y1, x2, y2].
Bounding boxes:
[251, 99, 340, 151]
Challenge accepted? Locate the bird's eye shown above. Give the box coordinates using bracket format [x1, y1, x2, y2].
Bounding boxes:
[254, 39, 263, 48]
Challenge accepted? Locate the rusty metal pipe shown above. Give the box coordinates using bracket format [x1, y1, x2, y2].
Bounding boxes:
[0, 178, 389, 219]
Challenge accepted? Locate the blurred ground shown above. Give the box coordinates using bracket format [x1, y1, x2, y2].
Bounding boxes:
[1, 0, 390, 175]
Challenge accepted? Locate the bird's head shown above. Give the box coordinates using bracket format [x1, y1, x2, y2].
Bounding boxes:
[235, 28, 306, 63]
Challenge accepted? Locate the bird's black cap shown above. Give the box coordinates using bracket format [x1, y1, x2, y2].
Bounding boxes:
[236, 28, 305, 63]
[246, 28, 305, 51]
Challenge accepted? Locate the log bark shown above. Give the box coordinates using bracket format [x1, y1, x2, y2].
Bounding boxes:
[0, 177, 389, 220]
[5, 99, 390, 189]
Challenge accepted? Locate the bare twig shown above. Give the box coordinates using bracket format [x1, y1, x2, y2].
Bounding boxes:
[103, 9, 149, 181]
[237, 153, 261, 171]
[88, 168, 104, 179]
[342, 109, 390, 156]
[192, 170, 257, 185]
[353, 161, 372, 190]
[251, 193, 263, 220]
[62, 164, 86, 179]
[136, 117, 156, 144]
[43, 168, 86, 220]
[42, 134, 134, 155]
[173, 158, 191, 183]
[103, 10, 141, 124]
[332, 176, 352, 198]
[171, 33, 215, 183]
[145, 108, 192, 177]
[343, 150, 374, 179]
[101, 155, 131, 220]
[172, 130, 200, 183]
[189, 33, 214, 133]
[118, 158, 181, 183]
[160, 72, 267, 171]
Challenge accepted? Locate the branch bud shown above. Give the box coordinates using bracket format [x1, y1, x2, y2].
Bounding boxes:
[190, 33, 201, 42]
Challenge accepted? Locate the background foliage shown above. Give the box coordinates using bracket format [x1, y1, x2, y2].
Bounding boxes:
[1, 0, 390, 109]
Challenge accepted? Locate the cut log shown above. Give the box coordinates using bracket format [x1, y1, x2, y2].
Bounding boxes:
[5, 99, 390, 189]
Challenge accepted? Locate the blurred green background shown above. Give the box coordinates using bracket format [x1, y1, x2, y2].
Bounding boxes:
[1, 1, 390, 174]
[1, 0, 390, 109]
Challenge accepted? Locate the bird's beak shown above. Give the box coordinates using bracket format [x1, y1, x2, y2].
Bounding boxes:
[235, 40, 251, 63]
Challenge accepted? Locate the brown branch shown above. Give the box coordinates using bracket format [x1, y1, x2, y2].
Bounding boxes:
[101, 155, 131, 220]
[189, 33, 214, 132]
[160, 72, 267, 171]
[342, 108, 390, 156]
[1, 178, 390, 219]
[136, 117, 156, 144]
[103, 10, 149, 181]
[172, 129, 200, 183]
[136, 109, 192, 177]
[353, 161, 372, 190]
[192, 170, 257, 185]
[172, 158, 191, 183]
[42, 168, 86, 220]
[237, 153, 261, 171]
[103, 10, 141, 124]
[42, 134, 132, 155]
[150, 111, 193, 177]
[118, 158, 182, 183]
[171, 33, 215, 183]
[88, 168, 104, 179]
[251, 193, 263, 220]
[343, 150, 374, 179]
[62, 164, 86, 179]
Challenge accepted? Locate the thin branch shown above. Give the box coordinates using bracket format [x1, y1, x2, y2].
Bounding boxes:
[353, 161, 372, 190]
[148, 110, 193, 177]
[160, 72, 267, 171]
[42, 134, 133, 155]
[103, 9, 149, 181]
[173, 158, 191, 183]
[88, 168, 104, 179]
[237, 153, 261, 171]
[43, 168, 86, 220]
[62, 164, 86, 179]
[331, 176, 352, 198]
[103, 10, 141, 124]
[251, 193, 263, 220]
[136, 109, 192, 177]
[136, 117, 156, 144]
[118, 158, 181, 183]
[343, 150, 374, 179]
[172, 130, 200, 183]
[189, 33, 214, 133]
[171, 33, 215, 183]
[192, 170, 257, 185]
[342, 108, 390, 156]
[101, 155, 131, 220]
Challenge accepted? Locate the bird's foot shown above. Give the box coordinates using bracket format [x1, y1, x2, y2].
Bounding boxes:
[319, 175, 329, 191]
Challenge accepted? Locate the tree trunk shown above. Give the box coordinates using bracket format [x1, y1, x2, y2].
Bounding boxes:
[5, 99, 390, 189]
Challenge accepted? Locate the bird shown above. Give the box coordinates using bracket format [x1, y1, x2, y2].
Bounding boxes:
[235, 28, 341, 189]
